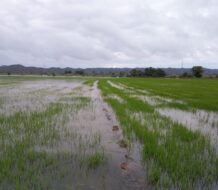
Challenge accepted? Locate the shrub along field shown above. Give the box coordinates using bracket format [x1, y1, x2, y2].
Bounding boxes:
[0, 75, 218, 190]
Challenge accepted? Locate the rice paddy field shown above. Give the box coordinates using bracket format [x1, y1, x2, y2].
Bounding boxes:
[0, 76, 218, 190]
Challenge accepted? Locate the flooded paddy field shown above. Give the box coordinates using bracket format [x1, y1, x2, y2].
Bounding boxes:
[0, 76, 218, 190]
[0, 76, 146, 190]
[99, 78, 218, 190]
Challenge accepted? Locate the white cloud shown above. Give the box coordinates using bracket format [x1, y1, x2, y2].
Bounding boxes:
[0, 0, 218, 68]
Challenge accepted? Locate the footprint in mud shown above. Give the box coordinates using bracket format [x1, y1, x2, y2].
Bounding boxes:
[102, 107, 113, 121]
[121, 162, 128, 170]
[102, 108, 108, 112]
[106, 113, 111, 120]
[112, 125, 119, 131]
[120, 155, 135, 171]
[120, 160, 147, 189]
[125, 154, 134, 161]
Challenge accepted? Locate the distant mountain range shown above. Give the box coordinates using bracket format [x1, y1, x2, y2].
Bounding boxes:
[0, 64, 218, 76]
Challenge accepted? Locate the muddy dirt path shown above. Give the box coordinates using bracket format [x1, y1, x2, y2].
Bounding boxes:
[67, 81, 148, 190]
[92, 81, 147, 189]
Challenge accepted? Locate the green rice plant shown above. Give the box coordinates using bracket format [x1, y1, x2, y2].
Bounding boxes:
[0, 83, 102, 190]
[86, 152, 105, 169]
[83, 79, 96, 86]
[0, 103, 64, 189]
[114, 78, 218, 111]
[98, 79, 218, 190]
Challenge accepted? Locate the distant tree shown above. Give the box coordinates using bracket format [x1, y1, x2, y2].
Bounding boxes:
[64, 70, 72, 75]
[144, 67, 166, 77]
[92, 71, 96, 76]
[7, 72, 11, 76]
[75, 70, 84, 76]
[52, 73, 56, 76]
[111, 72, 117, 77]
[181, 72, 188, 77]
[155, 68, 166, 77]
[192, 66, 204, 78]
[130, 69, 142, 77]
[130, 69, 137, 77]
[119, 72, 125, 77]
[144, 67, 155, 77]
[181, 72, 193, 78]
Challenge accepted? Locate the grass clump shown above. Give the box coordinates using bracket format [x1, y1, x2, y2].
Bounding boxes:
[117, 139, 129, 148]
[83, 79, 96, 86]
[86, 152, 105, 169]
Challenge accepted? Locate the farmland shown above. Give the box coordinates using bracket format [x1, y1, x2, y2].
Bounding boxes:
[0, 76, 218, 190]
[99, 78, 218, 189]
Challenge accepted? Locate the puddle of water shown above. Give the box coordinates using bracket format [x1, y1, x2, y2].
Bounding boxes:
[154, 95, 185, 105]
[106, 94, 125, 104]
[107, 80, 185, 106]
[107, 81, 135, 94]
[0, 80, 82, 115]
[107, 80, 126, 90]
[136, 89, 150, 94]
[107, 81, 154, 106]
[110, 82, 150, 95]
[131, 94, 159, 106]
[131, 93, 186, 107]
[158, 108, 218, 149]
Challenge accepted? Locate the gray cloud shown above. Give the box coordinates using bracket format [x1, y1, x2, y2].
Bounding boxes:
[0, 0, 218, 68]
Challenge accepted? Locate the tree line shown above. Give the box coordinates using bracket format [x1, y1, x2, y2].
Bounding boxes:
[129, 66, 204, 78]
[130, 67, 166, 77]
[64, 66, 204, 78]
[5, 65, 205, 77]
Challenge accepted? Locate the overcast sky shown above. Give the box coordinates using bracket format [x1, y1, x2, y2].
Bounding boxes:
[0, 0, 218, 68]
